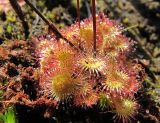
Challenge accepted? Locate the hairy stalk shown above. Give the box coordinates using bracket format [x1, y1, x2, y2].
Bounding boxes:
[9, 0, 29, 39]
[24, 0, 79, 51]
[92, 0, 96, 57]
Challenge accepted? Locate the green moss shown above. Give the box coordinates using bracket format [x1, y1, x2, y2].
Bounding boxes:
[6, 25, 12, 33]
[6, 12, 16, 23]
[0, 107, 18, 123]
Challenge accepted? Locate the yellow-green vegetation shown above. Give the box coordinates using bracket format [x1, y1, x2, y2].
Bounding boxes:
[98, 93, 112, 110]
[146, 77, 160, 104]
[0, 107, 18, 123]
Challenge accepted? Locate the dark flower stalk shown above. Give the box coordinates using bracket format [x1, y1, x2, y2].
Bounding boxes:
[9, 0, 29, 39]
[92, 0, 97, 57]
[77, 0, 80, 29]
[24, 0, 79, 51]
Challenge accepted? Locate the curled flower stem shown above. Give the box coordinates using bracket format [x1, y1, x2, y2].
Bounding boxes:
[24, 0, 79, 51]
[92, 0, 96, 57]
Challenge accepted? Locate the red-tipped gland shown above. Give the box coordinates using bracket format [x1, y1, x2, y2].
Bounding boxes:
[104, 70, 129, 94]
[51, 72, 81, 100]
[112, 97, 138, 123]
[76, 55, 107, 76]
[74, 82, 98, 107]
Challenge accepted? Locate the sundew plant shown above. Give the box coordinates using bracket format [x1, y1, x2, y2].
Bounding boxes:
[34, 0, 145, 122]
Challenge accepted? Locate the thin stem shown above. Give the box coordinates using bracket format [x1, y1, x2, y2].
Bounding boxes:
[77, 0, 80, 29]
[92, 0, 96, 57]
[122, 24, 138, 32]
[24, 0, 79, 51]
[85, 0, 91, 17]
